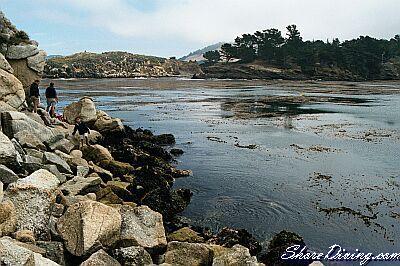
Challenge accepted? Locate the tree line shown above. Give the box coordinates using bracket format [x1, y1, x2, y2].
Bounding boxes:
[204, 25, 400, 79]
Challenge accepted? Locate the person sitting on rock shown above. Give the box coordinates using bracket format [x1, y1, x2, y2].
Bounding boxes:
[73, 117, 90, 149]
[45, 82, 58, 117]
[37, 109, 68, 129]
[29, 79, 40, 113]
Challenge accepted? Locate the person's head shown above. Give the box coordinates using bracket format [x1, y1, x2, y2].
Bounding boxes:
[75, 117, 81, 123]
[34, 79, 40, 84]
[50, 82, 54, 87]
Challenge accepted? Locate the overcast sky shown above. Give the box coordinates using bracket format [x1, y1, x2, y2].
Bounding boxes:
[1, 0, 399, 57]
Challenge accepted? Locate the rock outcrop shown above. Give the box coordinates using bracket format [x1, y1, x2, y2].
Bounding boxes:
[44, 51, 203, 79]
[57, 200, 121, 256]
[63, 97, 97, 124]
[0, 69, 25, 110]
[118, 205, 167, 250]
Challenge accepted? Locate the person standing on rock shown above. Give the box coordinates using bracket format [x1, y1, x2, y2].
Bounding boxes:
[45, 82, 58, 117]
[72, 117, 91, 149]
[29, 79, 40, 113]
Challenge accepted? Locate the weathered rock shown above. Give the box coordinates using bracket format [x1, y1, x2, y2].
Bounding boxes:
[118, 205, 167, 250]
[43, 164, 66, 183]
[57, 200, 122, 256]
[212, 244, 262, 266]
[6, 44, 39, 60]
[9, 59, 41, 90]
[0, 181, 2, 201]
[0, 236, 59, 265]
[21, 155, 43, 172]
[164, 241, 212, 266]
[0, 200, 16, 237]
[0, 164, 19, 184]
[0, 131, 18, 166]
[77, 165, 90, 177]
[59, 174, 102, 196]
[27, 50, 46, 73]
[167, 227, 205, 243]
[89, 162, 113, 182]
[56, 149, 89, 172]
[5, 175, 57, 240]
[0, 53, 13, 73]
[1, 111, 55, 142]
[70, 149, 83, 158]
[106, 181, 132, 201]
[44, 152, 72, 174]
[14, 169, 60, 190]
[59, 194, 97, 208]
[13, 229, 35, 243]
[15, 130, 47, 151]
[36, 241, 66, 265]
[94, 110, 124, 133]
[25, 148, 44, 160]
[81, 249, 121, 266]
[82, 144, 113, 163]
[99, 159, 134, 178]
[113, 246, 153, 266]
[47, 137, 75, 154]
[96, 187, 123, 205]
[64, 97, 97, 124]
[208, 227, 262, 256]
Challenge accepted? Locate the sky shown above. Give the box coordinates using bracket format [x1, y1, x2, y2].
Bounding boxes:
[1, 0, 399, 58]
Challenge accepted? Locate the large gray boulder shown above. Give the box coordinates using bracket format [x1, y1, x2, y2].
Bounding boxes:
[13, 169, 60, 190]
[164, 241, 213, 266]
[81, 249, 121, 266]
[57, 200, 122, 256]
[0, 236, 59, 265]
[0, 69, 25, 110]
[59, 174, 102, 196]
[43, 152, 72, 174]
[1, 111, 55, 142]
[113, 246, 153, 266]
[93, 110, 124, 133]
[64, 97, 97, 124]
[212, 244, 263, 266]
[0, 131, 18, 166]
[0, 164, 19, 184]
[15, 130, 47, 151]
[5, 170, 59, 240]
[118, 205, 167, 250]
[6, 44, 39, 60]
[0, 53, 13, 73]
[27, 50, 47, 73]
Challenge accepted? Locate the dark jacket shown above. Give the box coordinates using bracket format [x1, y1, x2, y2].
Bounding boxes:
[45, 86, 57, 98]
[29, 83, 40, 97]
[73, 122, 90, 135]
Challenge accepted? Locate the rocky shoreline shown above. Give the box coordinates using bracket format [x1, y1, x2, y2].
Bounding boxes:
[0, 11, 324, 266]
[0, 93, 318, 265]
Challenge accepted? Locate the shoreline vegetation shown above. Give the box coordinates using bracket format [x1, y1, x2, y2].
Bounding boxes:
[198, 25, 400, 81]
[0, 11, 321, 266]
[43, 25, 400, 82]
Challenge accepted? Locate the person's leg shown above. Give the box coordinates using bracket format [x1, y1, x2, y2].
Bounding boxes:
[46, 99, 50, 112]
[33, 98, 38, 113]
[85, 136, 90, 146]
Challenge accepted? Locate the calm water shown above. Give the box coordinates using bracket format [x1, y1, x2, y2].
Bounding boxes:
[45, 78, 400, 262]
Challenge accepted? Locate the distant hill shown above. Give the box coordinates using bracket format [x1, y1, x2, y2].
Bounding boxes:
[44, 51, 203, 78]
[180, 42, 224, 63]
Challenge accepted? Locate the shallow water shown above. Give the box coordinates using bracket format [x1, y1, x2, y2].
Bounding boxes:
[45, 78, 400, 261]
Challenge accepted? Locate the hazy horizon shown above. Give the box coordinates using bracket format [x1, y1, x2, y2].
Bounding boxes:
[1, 0, 399, 58]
